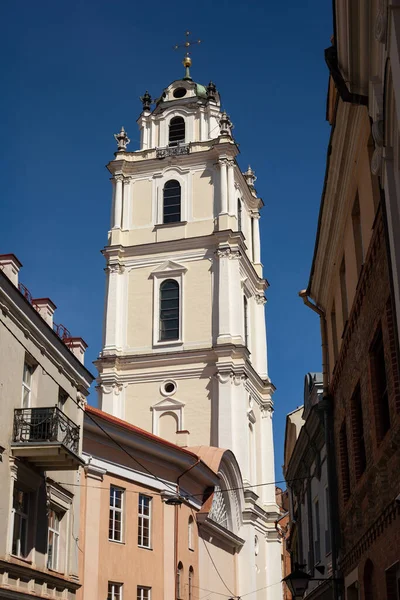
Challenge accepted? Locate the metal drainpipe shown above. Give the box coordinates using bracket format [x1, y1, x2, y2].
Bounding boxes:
[299, 291, 341, 600]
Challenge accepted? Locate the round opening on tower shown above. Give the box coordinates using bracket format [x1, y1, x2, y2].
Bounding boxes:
[173, 87, 187, 99]
[161, 381, 177, 396]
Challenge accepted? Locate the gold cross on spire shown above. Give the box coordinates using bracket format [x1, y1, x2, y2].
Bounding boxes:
[173, 31, 201, 80]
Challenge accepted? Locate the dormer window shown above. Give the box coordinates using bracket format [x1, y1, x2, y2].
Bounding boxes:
[169, 117, 185, 146]
[173, 88, 187, 99]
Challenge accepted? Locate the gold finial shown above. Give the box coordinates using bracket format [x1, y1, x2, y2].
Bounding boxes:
[173, 31, 201, 80]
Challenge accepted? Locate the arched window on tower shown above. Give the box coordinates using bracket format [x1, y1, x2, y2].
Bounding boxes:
[176, 562, 183, 600]
[237, 199, 242, 231]
[169, 117, 185, 146]
[159, 279, 180, 341]
[163, 180, 181, 224]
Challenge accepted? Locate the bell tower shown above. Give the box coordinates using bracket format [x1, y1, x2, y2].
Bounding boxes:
[96, 56, 281, 597]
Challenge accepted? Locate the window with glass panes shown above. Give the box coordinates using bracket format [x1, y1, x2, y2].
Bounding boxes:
[159, 280, 179, 341]
[109, 486, 124, 542]
[163, 180, 181, 224]
[22, 362, 33, 408]
[47, 509, 60, 570]
[108, 583, 122, 600]
[137, 587, 151, 600]
[12, 487, 29, 557]
[138, 494, 151, 548]
[168, 117, 185, 146]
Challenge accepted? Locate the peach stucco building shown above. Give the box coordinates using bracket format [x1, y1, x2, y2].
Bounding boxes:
[79, 405, 220, 600]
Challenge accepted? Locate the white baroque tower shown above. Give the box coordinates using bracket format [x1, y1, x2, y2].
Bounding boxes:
[97, 59, 281, 598]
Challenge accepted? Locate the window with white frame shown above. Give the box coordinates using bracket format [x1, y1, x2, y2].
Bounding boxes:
[159, 279, 180, 341]
[169, 117, 185, 146]
[22, 362, 33, 408]
[109, 486, 124, 542]
[108, 582, 122, 600]
[188, 516, 194, 550]
[163, 180, 181, 224]
[137, 587, 151, 600]
[47, 509, 60, 570]
[12, 486, 29, 557]
[138, 494, 151, 548]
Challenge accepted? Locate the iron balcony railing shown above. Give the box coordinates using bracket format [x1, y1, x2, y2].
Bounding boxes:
[13, 407, 80, 455]
[156, 143, 190, 159]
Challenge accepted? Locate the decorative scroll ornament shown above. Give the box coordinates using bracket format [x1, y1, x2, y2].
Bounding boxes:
[215, 248, 240, 260]
[219, 111, 233, 137]
[371, 119, 384, 176]
[255, 294, 267, 305]
[106, 263, 125, 275]
[374, 0, 388, 43]
[114, 126, 130, 152]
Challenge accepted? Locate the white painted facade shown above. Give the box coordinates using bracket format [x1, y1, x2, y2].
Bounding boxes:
[97, 70, 282, 599]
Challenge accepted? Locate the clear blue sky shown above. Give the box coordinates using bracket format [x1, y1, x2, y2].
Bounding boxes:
[1, 0, 332, 480]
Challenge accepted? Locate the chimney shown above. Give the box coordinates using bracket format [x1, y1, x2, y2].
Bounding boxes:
[0, 254, 22, 287]
[64, 337, 88, 364]
[32, 298, 57, 328]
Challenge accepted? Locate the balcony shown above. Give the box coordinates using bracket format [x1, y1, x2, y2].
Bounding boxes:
[156, 143, 190, 159]
[11, 407, 83, 470]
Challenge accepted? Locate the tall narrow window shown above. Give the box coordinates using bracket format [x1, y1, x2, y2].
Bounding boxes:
[176, 562, 183, 599]
[109, 486, 124, 542]
[364, 559, 375, 600]
[108, 583, 122, 600]
[330, 303, 339, 363]
[188, 568, 194, 600]
[138, 494, 151, 548]
[47, 509, 60, 570]
[12, 487, 29, 557]
[370, 325, 391, 441]
[159, 280, 180, 341]
[163, 180, 181, 224]
[352, 194, 364, 278]
[22, 362, 33, 408]
[237, 199, 242, 231]
[313, 498, 321, 562]
[339, 421, 350, 502]
[324, 487, 331, 555]
[169, 117, 185, 146]
[188, 516, 194, 550]
[243, 296, 249, 347]
[137, 587, 151, 600]
[339, 257, 348, 324]
[350, 383, 367, 479]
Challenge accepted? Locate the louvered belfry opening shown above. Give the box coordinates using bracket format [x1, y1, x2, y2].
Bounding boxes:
[159, 279, 179, 341]
[163, 180, 181, 224]
[169, 117, 185, 146]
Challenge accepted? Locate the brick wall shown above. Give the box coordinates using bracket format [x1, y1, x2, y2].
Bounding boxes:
[331, 208, 400, 593]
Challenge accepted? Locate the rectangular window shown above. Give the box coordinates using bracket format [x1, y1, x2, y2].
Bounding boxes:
[339, 257, 348, 325]
[22, 362, 33, 408]
[352, 194, 364, 278]
[331, 303, 339, 363]
[108, 583, 122, 600]
[138, 494, 151, 548]
[109, 486, 124, 542]
[385, 561, 400, 600]
[339, 421, 350, 503]
[350, 383, 367, 479]
[58, 388, 68, 411]
[12, 487, 29, 557]
[324, 487, 331, 555]
[370, 325, 391, 441]
[313, 498, 321, 563]
[47, 509, 60, 570]
[137, 587, 151, 600]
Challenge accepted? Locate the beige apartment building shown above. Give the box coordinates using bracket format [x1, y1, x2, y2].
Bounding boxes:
[0, 254, 94, 600]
